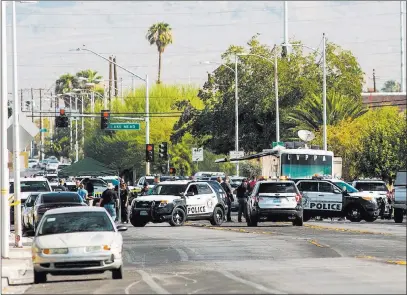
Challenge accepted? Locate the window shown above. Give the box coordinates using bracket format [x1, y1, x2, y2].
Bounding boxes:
[297, 182, 318, 192]
[333, 181, 358, 193]
[258, 183, 297, 194]
[10, 181, 51, 194]
[38, 211, 114, 236]
[355, 182, 388, 192]
[89, 179, 107, 187]
[197, 183, 212, 194]
[42, 194, 82, 203]
[319, 182, 334, 193]
[26, 194, 39, 207]
[187, 185, 199, 195]
[151, 184, 187, 195]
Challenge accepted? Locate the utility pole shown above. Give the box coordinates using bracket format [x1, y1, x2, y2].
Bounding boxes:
[30, 88, 34, 157]
[39, 89, 44, 161]
[109, 56, 112, 109]
[69, 96, 72, 151]
[49, 92, 53, 146]
[322, 33, 327, 151]
[274, 46, 280, 142]
[373, 69, 377, 92]
[401, 1, 406, 92]
[284, 1, 288, 54]
[75, 96, 78, 163]
[1, 0, 10, 258]
[120, 77, 123, 101]
[113, 57, 118, 97]
[234, 54, 239, 176]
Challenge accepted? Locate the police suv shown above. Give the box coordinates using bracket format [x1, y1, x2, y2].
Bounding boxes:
[129, 180, 227, 227]
[296, 177, 379, 222]
[246, 178, 304, 227]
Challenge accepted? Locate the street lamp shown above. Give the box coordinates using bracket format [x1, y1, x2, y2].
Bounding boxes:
[287, 33, 327, 151]
[73, 47, 151, 174]
[201, 60, 239, 176]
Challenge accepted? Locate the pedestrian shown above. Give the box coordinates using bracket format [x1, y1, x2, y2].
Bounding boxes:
[249, 176, 257, 192]
[100, 183, 119, 221]
[77, 183, 88, 203]
[141, 182, 149, 196]
[236, 179, 249, 222]
[84, 178, 95, 205]
[217, 176, 234, 222]
[120, 182, 130, 223]
[56, 179, 68, 191]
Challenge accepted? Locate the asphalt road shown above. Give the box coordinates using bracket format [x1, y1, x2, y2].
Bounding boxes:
[24, 216, 406, 294]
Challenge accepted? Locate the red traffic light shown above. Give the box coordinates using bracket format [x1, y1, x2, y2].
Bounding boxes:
[169, 167, 176, 174]
[146, 144, 153, 151]
[103, 111, 109, 118]
[60, 109, 65, 115]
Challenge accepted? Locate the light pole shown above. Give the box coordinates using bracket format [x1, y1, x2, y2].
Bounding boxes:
[201, 60, 239, 176]
[237, 47, 280, 142]
[74, 47, 151, 174]
[288, 33, 327, 150]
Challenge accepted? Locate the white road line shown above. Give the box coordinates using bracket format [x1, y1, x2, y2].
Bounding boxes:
[137, 270, 170, 294]
[124, 280, 141, 294]
[218, 270, 286, 294]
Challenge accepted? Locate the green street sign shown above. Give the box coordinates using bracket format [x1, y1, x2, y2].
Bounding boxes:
[39, 128, 47, 133]
[272, 141, 284, 148]
[107, 123, 140, 130]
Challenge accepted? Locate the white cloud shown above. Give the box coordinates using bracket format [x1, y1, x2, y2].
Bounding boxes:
[4, 0, 406, 104]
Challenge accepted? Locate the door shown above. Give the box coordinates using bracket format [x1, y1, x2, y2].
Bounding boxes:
[197, 183, 216, 213]
[317, 181, 343, 212]
[22, 196, 31, 228]
[296, 181, 319, 211]
[185, 184, 207, 215]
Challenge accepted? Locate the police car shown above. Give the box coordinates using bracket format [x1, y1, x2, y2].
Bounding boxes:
[129, 180, 227, 227]
[296, 176, 379, 222]
[246, 178, 304, 227]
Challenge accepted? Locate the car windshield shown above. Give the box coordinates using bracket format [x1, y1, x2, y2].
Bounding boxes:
[144, 178, 154, 185]
[355, 182, 388, 192]
[334, 181, 358, 193]
[258, 183, 297, 194]
[38, 211, 114, 236]
[87, 179, 107, 187]
[42, 194, 82, 203]
[9, 181, 51, 194]
[151, 184, 187, 195]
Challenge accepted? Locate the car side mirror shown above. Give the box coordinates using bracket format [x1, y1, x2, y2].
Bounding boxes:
[333, 189, 341, 194]
[116, 225, 127, 232]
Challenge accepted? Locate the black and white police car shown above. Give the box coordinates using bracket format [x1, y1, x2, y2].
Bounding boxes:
[129, 180, 227, 227]
[246, 178, 304, 227]
[296, 176, 380, 222]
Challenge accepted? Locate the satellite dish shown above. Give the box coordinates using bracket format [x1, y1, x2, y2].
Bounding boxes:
[298, 130, 315, 142]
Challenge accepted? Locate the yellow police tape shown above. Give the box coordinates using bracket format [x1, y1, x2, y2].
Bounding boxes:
[94, 192, 102, 197]
[10, 200, 21, 207]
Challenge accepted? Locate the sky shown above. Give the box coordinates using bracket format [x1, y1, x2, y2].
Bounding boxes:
[4, 0, 406, 107]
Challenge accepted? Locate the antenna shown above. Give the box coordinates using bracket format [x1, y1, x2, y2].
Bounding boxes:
[298, 130, 315, 149]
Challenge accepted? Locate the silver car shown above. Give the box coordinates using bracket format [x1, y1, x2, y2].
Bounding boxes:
[32, 206, 127, 284]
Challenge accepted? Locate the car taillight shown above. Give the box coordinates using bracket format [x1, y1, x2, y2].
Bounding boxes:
[295, 194, 302, 203]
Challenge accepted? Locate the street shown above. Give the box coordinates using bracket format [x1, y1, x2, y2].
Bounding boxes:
[24, 217, 406, 294]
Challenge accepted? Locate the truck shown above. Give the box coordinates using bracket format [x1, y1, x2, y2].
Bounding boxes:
[393, 170, 406, 223]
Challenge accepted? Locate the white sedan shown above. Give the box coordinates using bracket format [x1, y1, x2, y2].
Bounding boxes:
[31, 206, 127, 284]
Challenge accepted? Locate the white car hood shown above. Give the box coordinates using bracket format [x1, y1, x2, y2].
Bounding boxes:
[349, 191, 374, 198]
[35, 232, 118, 248]
[135, 195, 181, 202]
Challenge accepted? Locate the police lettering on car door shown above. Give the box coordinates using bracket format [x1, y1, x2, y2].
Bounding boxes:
[309, 201, 342, 211]
[187, 206, 207, 214]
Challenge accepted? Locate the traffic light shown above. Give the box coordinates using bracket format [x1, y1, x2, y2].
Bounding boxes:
[55, 109, 68, 128]
[158, 142, 168, 160]
[100, 110, 110, 130]
[169, 167, 176, 175]
[146, 144, 154, 162]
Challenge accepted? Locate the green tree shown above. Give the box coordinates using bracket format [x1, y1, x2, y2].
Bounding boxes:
[288, 91, 367, 132]
[381, 80, 401, 92]
[146, 22, 173, 84]
[240, 161, 262, 178]
[55, 73, 79, 108]
[172, 35, 365, 154]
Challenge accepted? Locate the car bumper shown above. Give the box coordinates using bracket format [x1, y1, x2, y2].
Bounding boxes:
[33, 252, 122, 274]
[131, 206, 173, 222]
[253, 206, 303, 221]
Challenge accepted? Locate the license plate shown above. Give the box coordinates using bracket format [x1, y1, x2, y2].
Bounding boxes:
[272, 198, 281, 203]
[140, 211, 148, 216]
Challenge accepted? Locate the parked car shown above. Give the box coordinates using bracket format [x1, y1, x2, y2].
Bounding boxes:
[46, 159, 59, 172]
[31, 192, 87, 232]
[28, 159, 39, 169]
[393, 170, 406, 223]
[32, 206, 127, 283]
[22, 193, 41, 234]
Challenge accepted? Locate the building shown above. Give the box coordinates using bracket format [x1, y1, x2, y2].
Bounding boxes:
[362, 92, 406, 111]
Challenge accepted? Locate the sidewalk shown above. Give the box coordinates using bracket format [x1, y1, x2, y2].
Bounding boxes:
[1, 234, 33, 294]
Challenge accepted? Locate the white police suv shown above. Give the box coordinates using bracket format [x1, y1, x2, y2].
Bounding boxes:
[129, 180, 226, 227]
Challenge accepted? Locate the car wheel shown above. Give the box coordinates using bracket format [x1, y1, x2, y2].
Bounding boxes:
[346, 205, 363, 222]
[247, 213, 258, 227]
[130, 217, 148, 227]
[292, 215, 304, 226]
[169, 208, 186, 226]
[394, 208, 404, 223]
[112, 266, 123, 280]
[34, 270, 47, 284]
[209, 207, 224, 226]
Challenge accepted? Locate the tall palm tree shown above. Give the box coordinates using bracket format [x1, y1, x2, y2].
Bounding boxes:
[288, 92, 367, 132]
[75, 69, 103, 85]
[146, 22, 173, 84]
[55, 73, 79, 108]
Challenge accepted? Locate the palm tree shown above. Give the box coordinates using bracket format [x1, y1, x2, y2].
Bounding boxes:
[146, 22, 173, 84]
[75, 69, 103, 85]
[55, 73, 79, 108]
[288, 92, 367, 131]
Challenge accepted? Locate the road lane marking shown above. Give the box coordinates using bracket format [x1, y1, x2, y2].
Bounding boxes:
[308, 239, 326, 248]
[174, 247, 189, 262]
[356, 256, 407, 266]
[304, 224, 390, 235]
[125, 280, 141, 294]
[218, 270, 286, 294]
[137, 270, 170, 294]
[386, 260, 406, 265]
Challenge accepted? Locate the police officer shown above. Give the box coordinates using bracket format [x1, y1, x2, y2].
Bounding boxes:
[217, 176, 234, 222]
[236, 179, 249, 222]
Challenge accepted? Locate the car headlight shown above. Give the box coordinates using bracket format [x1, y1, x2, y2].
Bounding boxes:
[42, 248, 69, 254]
[158, 200, 168, 207]
[86, 246, 102, 252]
